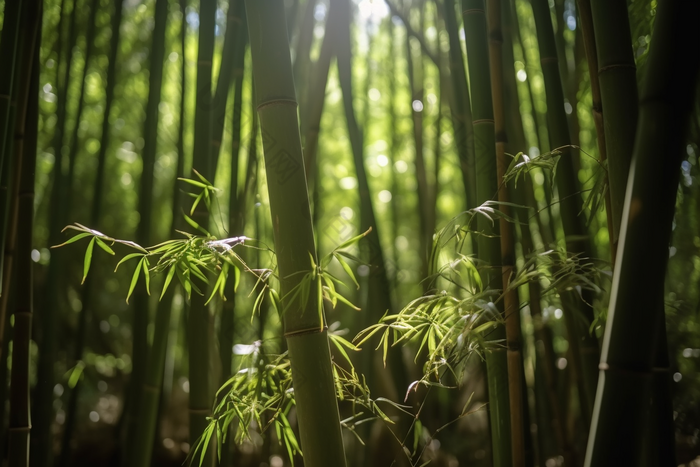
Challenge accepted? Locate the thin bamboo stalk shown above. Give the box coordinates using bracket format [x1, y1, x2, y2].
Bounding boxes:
[218, 12, 248, 465]
[529, 0, 598, 424]
[486, 0, 526, 464]
[210, 0, 246, 175]
[584, 1, 700, 464]
[244, 2, 347, 465]
[333, 0, 408, 406]
[575, 0, 614, 262]
[405, 8, 431, 291]
[52, 2, 100, 463]
[294, 0, 318, 136]
[188, 1, 217, 461]
[7, 2, 41, 466]
[440, 0, 477, 212]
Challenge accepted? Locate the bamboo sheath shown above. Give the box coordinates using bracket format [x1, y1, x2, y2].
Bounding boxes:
[244, 2, 347, 466]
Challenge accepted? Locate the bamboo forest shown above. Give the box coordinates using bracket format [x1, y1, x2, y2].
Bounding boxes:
[1, 0, 700, 466]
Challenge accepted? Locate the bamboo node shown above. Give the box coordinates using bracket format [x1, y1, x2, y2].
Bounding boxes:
[257, 98, 298, 112]
[540, 56, 558, 65]
[284, 325, 328, 338]
[472, 118, 495, 125]
[8, 426, 31, 432]
[598, 63, 636, 75]
[189, 408, 210, 415]
[462, 9, 485, 14]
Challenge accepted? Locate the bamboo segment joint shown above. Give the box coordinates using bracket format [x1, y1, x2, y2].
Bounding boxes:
[8, 426, 31, 432]
[257, 98, 298, 112]
[473, 118, 495, 125]
[463, 8, 485, 14]
[598, 63, 636, 74]
[540, 56, 558, 65]
[284, 325, 328, 338]
[189, 408, 210, 415]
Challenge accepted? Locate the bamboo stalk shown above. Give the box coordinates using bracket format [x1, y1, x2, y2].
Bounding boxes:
[587, 0, 637, 261]
[440, 0, 478, 212]
[188, 1, 217, 461]
[210, 0, 246, 175]
[405, 7, 431, 291]
[575, 0, 614, 261]
[52, 2, 102, 463]
[0, 0, 22, 186]
[244, 2, 347, 465]
[529, 0, 599, 424]
[460, 1, 512, 465]
[584, 1, 700, 464]
[123, 0, 169, 461]
[486, 0, 526, 464]
[333, 0, 408, 406]
[7, 2, 41, 465]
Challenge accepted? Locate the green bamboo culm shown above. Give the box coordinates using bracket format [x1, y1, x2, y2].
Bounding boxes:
[51, 2, 101, 464]
[8, 1, 41, 465]
[210, 0, 246, 175]
[584, 1, 700, 465]
[529, 0, 599, 423]
[188, 0, 217, 460]
[218, 7, 249, 465]
[441, 0, 477, 213]
[588, 0, 637, 256]
[460, 1, 512, 465]
[486, 0, 528, 464]
[123, 0, 169, 462]
[575, 0, 615, 261]
[244, 2, 347, 466]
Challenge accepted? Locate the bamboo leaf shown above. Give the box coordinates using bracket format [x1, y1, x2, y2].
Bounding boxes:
[160, 264, 177, 300]
[95, 237, 116, 255]
[82, 238, 96, 284]
[114, 252, 145, 272]
[126, 258, 144, 303]
[52, 232, 91, 248]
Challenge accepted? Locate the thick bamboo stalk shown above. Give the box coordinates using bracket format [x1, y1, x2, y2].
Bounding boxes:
[486, 0, 527, 464]
[584, 1, 700, 464]
[0, 0, 22, 185]
[460, 1, 512, 465]
[244, 2, 347, 465]
[587, 0, 637, 256]
[7, 2, 41, 465]
[529, 0, 598, 424]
